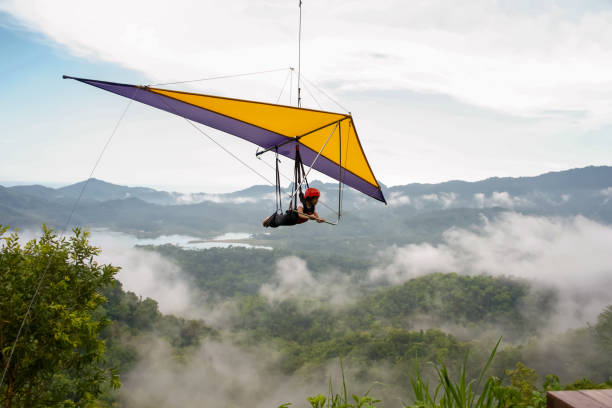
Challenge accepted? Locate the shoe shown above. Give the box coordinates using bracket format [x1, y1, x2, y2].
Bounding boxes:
[263, 217, 270, 228]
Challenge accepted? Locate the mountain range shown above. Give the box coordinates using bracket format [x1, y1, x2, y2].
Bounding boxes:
[1, 166, 611, 255]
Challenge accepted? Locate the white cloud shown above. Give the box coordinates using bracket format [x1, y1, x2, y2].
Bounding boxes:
[259, 256, 356, 306]
[4, 0, 612, 190]
[601, 187, 612, 204]
[89, 230, 199, 316]
[175, 192, 274, 205]
[120, 339, 284, 408]
[3, 0, 612, 126]
[388, 192, 411, 206]
[421, 192, 457, 209]
[474, 191, 533, 209]
[119, 337, 373, 408]
[420, 194, 439, 202]
[369, 213, 612, 330]
[12, 228, 207, 317]
[389, 192, 456, 208]
[369, 243, 459, 284]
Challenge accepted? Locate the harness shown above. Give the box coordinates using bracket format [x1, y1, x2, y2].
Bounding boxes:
[270, 143, 339, 226]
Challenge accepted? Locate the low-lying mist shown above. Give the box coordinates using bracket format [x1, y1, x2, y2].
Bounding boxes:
[370, 212, 612, 331]
[118, 338, 383, 408]
[259, 256, 359, 307]
[89, 231, 200, 317]
[18, 210, 611, 405]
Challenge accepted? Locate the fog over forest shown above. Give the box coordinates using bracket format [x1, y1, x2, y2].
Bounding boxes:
[3, 167, 612, 407]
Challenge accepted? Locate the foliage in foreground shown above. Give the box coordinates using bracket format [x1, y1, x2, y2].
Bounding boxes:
[279, 358, 381, 408]
[405, 337, 610, 408]
[0, 225, 119, 407]
[4, 225, 610, 407]
[287, 338, 612, 408]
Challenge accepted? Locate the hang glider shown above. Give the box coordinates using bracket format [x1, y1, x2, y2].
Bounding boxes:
[63, 76, 386, 204]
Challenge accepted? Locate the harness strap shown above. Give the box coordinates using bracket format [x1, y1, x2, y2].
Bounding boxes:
[275, 147, 282, 213]
[292, 144, 310, 210]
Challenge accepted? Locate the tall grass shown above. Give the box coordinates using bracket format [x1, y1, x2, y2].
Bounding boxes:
[405, 338, 501, 408]
[279, 357, 381, 408]
[309, 357, 381, 408]
[281, 338, 565, 408]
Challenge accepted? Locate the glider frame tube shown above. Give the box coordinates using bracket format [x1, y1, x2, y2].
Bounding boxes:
[254, 116, 350, 157]
[286, 121, 339, 205]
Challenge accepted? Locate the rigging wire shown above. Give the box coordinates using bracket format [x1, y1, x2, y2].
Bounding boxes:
[155, 92, 279, 187]
[299, 79, 323, 110]
[276, 69, 292, 104]
[0, 98, 134, 390]
[257, 155, 292, 184]
[183, 119, 277, 187]
[153, 74, 344, 217]
[150, 67, 290, 87]
[300, 74, 350, 114]
[286, 122, 338, 204]
[256, 154, 340, 217]
[184, 118, 341, 218]
[274, 148, 282, 213]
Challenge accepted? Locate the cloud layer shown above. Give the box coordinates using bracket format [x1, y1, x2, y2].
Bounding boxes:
[4, 0, 612, 125]
[370, 212, 612, 329]
[259, 256, 357, 306]
[4, 1, 612, 189]
[90, 231, 198, 316]
[119, 338, 358, 408]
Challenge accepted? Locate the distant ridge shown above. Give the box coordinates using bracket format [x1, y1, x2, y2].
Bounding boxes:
[387, 165, 612, 195]
[3, 165, 610, 201]
[56, 178, 173, 202]
[1, 165, 611, 246]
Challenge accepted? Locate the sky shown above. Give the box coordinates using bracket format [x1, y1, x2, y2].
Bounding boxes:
[1, 0, 612, 193]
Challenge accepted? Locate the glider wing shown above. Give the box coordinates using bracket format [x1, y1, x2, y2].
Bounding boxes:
[64, 76, 385, 203]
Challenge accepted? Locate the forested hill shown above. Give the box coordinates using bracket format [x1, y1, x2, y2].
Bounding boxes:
[388, 165, 612, 195]
[96, 244, 612, 406]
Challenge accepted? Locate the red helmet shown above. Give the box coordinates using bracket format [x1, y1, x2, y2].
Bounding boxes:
[304, 187, 320, 199]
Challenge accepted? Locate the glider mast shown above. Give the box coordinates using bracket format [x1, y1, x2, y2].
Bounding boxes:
[297, 0, 303, 108]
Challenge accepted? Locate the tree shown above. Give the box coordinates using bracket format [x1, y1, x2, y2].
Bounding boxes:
[595, 305, 612, 350]
[0, 225, 120, 407]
